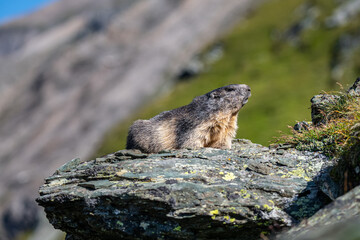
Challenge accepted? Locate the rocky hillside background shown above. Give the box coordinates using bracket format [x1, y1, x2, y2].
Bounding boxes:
[0, 0, 264, 239]
[1, 0, 360, 239]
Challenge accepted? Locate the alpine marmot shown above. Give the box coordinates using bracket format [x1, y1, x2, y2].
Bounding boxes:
[126, 84, 251, 153]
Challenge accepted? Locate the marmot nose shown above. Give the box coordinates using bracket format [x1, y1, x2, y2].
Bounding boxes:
[241, 85, 251, 92]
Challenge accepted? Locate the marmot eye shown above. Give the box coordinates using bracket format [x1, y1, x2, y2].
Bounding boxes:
[225, 88, 235, 92]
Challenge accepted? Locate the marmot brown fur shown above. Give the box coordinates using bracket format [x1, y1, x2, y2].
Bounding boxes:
[126, 84, 251, 153]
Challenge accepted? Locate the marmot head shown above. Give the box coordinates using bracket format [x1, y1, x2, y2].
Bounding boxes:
[195, 84, 251, 114]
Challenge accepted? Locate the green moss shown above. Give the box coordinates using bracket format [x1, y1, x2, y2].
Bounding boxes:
[94, 0, 360, 157]
[173, 226, 181, 232]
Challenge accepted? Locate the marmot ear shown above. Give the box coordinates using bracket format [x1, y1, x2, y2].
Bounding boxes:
[210, 92, 221, 99]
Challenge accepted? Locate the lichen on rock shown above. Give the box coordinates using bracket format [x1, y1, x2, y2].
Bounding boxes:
[37, 139, 337, 240]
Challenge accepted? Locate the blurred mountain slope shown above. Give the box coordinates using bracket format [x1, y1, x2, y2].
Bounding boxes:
[95, 0, 360, 157]
[0, 0, 264, 239]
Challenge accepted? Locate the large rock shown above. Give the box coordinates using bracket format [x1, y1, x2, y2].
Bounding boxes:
[37, 140, 337, 240]
[310, 94, 340, 126]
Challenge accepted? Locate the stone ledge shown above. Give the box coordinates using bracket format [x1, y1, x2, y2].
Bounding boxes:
[37, 139, 337, 240]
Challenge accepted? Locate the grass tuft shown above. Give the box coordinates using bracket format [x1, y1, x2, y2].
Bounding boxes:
[277, 92, 360, 158]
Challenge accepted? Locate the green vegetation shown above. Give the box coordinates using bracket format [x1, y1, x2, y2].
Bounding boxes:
[278, 92, 360, 158]
[94, 0, 360, 157]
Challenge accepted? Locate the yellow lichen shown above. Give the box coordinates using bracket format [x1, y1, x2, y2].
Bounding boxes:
[244, 194, 251, 199]
[210, 209, 219, 215]
[115, 169, 128, 176]
[281, 168, 311, 181]
[263, 204, 273, 211]
[47, 178, 69, 187]
[239, 189, 251, 199]
[222, 172, 236, 181]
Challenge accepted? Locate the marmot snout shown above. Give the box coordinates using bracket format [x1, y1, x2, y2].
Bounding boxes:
[127, 84, 251, 153]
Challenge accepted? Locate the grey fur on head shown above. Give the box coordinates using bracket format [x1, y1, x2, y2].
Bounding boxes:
[127, 84, 251, 153]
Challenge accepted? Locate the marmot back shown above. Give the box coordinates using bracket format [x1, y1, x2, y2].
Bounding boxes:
[126, 84, 251, 153]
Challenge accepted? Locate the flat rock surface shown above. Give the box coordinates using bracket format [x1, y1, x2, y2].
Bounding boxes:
[37, 140, 337, 240]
